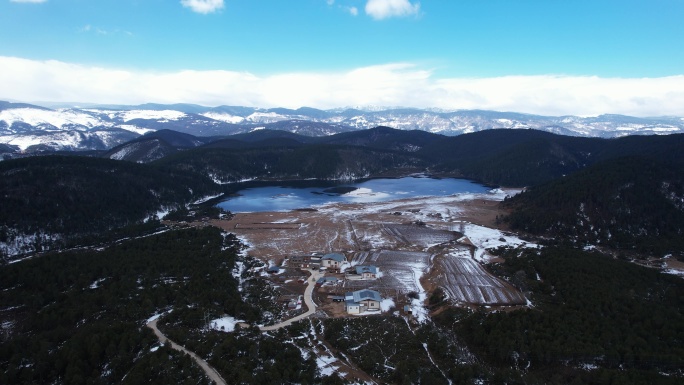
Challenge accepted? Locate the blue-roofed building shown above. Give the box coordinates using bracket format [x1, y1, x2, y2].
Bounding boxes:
[344, 289, 382, 314]
[354, 265, 379, 279]
[321, 253, 346, 271]
[315, 277, 339, 286]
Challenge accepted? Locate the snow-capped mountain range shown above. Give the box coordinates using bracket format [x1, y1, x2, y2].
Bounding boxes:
[1, 100, 684, 152]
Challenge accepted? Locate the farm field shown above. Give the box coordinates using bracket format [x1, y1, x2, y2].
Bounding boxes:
[346, 250, 431, 295]
[434, 246, 527, 305]
[383, 224, 458, 248]
[208, 189, 531, 312]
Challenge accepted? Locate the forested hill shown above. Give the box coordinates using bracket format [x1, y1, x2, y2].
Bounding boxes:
[0, 156, 220, 257]
[106, 127, 684, 187]
[154, 144, 427, 183]
[503, 156, 684, 256]
[420, 130, 684, 186]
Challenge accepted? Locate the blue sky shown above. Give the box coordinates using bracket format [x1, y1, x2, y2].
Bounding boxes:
[1, 0, 683, 116]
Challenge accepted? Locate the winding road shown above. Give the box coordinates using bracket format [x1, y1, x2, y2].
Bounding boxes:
[260, 268, 325, 331]
[147, 318, 227, 385]
[145, 269, 323, 384]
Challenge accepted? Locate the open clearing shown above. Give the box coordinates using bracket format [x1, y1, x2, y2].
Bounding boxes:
[210, 189, 532, 309]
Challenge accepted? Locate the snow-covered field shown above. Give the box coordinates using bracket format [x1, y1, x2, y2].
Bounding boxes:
[435, 248, 526, 305]
[461, 223, 540, 263]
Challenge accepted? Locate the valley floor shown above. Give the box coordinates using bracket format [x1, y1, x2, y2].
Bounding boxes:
[201, 189, 536, 319]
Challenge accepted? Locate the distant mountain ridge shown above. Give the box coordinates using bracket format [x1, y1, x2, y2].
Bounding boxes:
[2, 100, 684, 153]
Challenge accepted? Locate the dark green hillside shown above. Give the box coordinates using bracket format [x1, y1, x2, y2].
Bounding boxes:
[318, 125, 441, 152]
[436, 247, 684, 384]
[504, 156, 684, 255]
[138, 129, 208, 147]
[156, 144, 426, 183]
[104, 138, 180, 163]
[0, 155, 220, 255]
[227, 129, 314, 143]
[592, 133, 684, 164]
[421, 129, 603, 186]
[98, 127, 684, 187]
[419, 130, 684, 186]
[0, 227, 252, 385]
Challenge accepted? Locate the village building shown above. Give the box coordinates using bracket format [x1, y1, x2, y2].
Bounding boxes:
[345, 265, 380, 280]
[315, 276, 339, 286]
[354, 265, 379, 279]
[320, 253, 345, 272]
[345, 289, 382, 314]
[288, 255, 321, 269]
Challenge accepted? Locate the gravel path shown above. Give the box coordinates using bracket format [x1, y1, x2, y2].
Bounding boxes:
[147, 318, 227, 385]
[260, 268, 325, 331]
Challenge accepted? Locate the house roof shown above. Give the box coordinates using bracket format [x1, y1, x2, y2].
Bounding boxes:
[346, 289, 381, 303]
[321, 253, 345, 262]
[355, 265, 378, 275]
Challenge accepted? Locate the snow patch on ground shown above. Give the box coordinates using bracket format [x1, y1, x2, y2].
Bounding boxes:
[89, 278, 108, 289]
[192, 193, 223, 205]
[343, 187, 391, 201]
[463, 223, 539, 262]
[152, 207, 171, 221]
[209, 316, 244, 332]
[380, 298, 395, 312]
[146, 309, 173, 324]
[663, 269, 684, 278]
[411, 293, 429, 323]
[316, 354, 338, 376]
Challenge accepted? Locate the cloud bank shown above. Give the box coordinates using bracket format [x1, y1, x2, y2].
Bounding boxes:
[365, 0, 420, 20]
[1, 56, 683, 117]
[180, 0, 224, 14]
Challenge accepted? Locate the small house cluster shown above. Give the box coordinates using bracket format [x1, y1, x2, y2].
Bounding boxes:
[279, 252, 388, 315]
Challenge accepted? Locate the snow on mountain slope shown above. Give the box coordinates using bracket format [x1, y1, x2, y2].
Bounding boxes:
[0, 129, 135, 151]
[245, 111, 290, 123]
[200, 112, 245, 124]
[2, 101, 684, 153]
[118, 109, 187, 122]
[117, 125, 156, 135]
[0, 108, 105, 131]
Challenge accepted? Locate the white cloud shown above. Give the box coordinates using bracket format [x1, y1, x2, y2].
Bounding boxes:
[1, 56, 683, 117]
[79, 25, 133, 37]
[326, 0, 335, 5]
[365, 0, 420, 20]
[180, 0, 224, 14]
[10, 0, 47, 3]
[347, 6, 359, 16]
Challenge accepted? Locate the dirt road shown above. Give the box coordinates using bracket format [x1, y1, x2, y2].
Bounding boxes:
[260, 268, 324, 331]
[147, 318, 227, 385]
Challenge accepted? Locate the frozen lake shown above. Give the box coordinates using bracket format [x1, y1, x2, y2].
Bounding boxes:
[217, 176, 490, 213]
